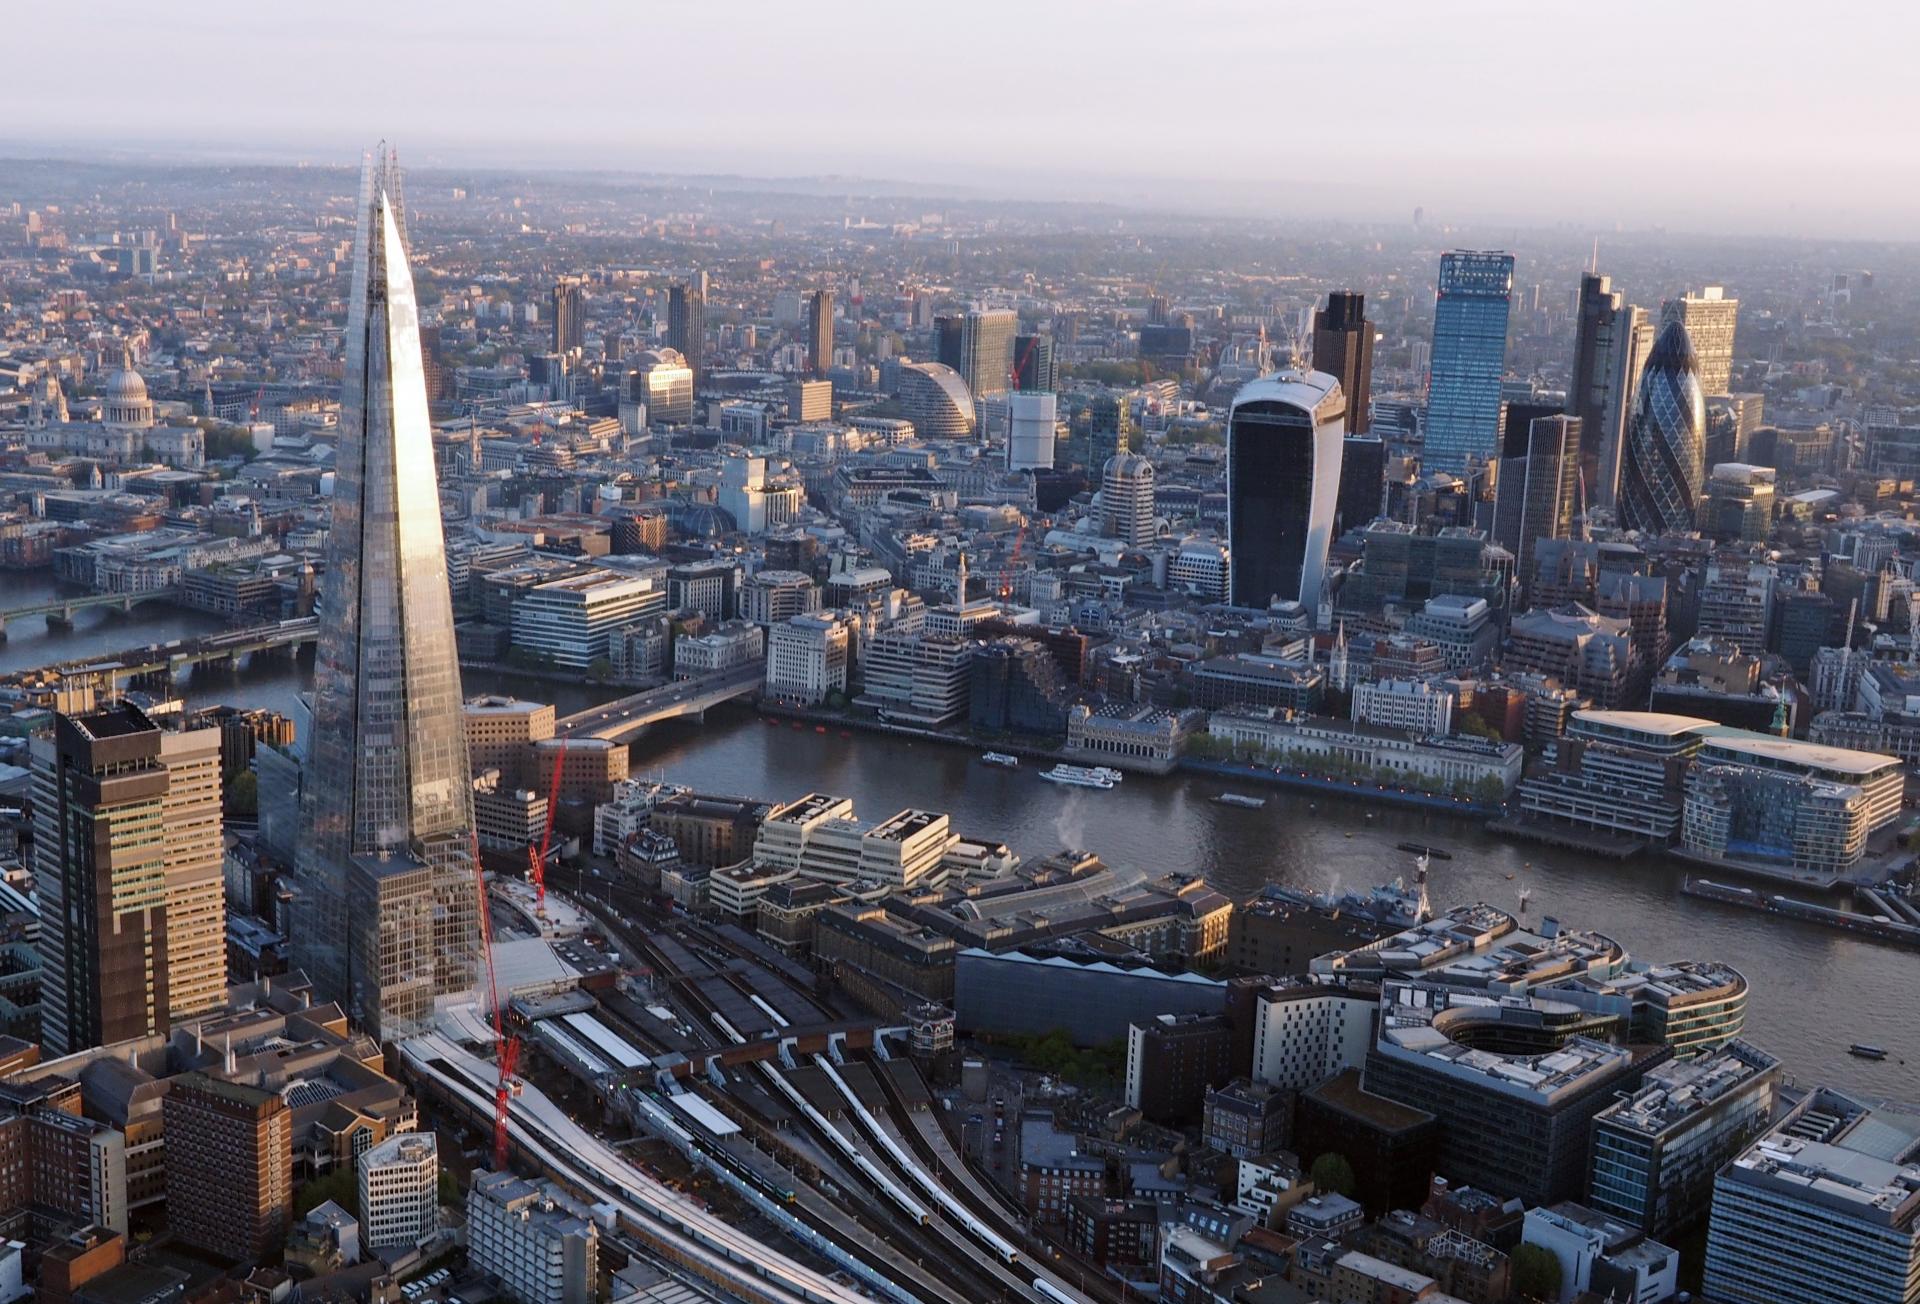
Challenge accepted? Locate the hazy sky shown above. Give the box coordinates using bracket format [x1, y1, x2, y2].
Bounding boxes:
[8, 0, 1917, 239]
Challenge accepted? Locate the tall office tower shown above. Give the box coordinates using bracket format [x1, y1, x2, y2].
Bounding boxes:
[1569, 274, 1627, 494]
[295, 150, 477, 1041]
[938, 309, 1019, 398]
[1620, 320, 1706, 537]
[31, 703, 227, 1055]
[1493, 413, 1582, 591]
[1012, 334, 1056, 392]
[1335, 435, 1387, 534]
[1087, 393, 1133, 482]
[551, 276, 584, 355]
[1227, 369, 1347, 611]
[806, 289, 833, 377]
[1705, 392, 1765, 468]
[157, 719, 230, 1022]
[1311, 291, 1373, 434]
[164, 1074, 293, 1264]
[1422, 251, 1515, 473]
[1007, 392, 1058, 471]
[1662, 286, 1738, 396]
[1595, 306, 1656, 508]
[1100, 454, 1157, 546]
[667, 278, 706, 390]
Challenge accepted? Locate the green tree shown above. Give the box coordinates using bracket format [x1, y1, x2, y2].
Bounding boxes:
[226, 771, 259, 817]
[1309, 1152, 1357, 1199]
[293, 1165, 357, 1218]
[1511, 1244, 1563, 1302]
[587, 656, 614, 681]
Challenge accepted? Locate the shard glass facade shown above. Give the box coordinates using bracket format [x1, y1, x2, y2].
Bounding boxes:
[295, 151, 476, 1039]
[1620, 319, 1706, 538]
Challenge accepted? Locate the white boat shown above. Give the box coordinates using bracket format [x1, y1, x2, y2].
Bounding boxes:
[1039, 765, 1117, 790]
[1093, 767, 1124, 784]
[980, 752, 1020, 768]
[1212, 792, 1267, 809]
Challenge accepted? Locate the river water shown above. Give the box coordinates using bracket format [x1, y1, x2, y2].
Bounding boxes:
[2, 577, 1913, 1094]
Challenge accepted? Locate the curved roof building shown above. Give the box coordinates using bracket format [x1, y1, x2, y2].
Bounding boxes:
[1619, 319, 1705, 536]
[1226, 369, 1346, 610]
[897, 361, 974, 440]
[102, 350, 154, 428]
[1099, 453, 1156, 546]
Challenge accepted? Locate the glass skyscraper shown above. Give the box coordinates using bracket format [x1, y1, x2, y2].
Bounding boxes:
[1422, 251, 1514, 473]
[1619, 319, 1706, 538]
[1227, 369, 1347, 611]
[295, 149, 477, 1040]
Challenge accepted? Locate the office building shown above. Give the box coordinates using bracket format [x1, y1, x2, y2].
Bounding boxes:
[1699, 462, 1776, 542]
[1365, 984, 1669, 1207]
[511, 571, 665, 669]
[787, 377, 830, 421]
[1569, 273, 1628, 496]
[806, 289, 833, 377]
[550, 276, 583, 355]
[1596, 306, 1656, 508]
[1203, 1079, 1290, 1160]
[1249, 982, 1376, 1092]
[358, 1132, 438, 1252]
[627, 348, 694, 426]
[1337, 434, 1387, 534]
[1493, 413, 1581, 587]
[856, 630, 972, 727]
[164, 1074, 293, 1264]
[1006, 391, 1058, 471]
[1312, 290, 1373, 434]
[1087, 393, 1133, 477]
[1619, 319, 1706, 537]
[1124, 1013, 1233, 1125]
[295, 151, 478, 1040]
[1101, 453, 1156, 545]
[765, 613, 849, 705]
[936, 308, 1018, 398]
[666, 277, 705, 388]
[896, 361, 974, 439]
[1226, 369, 1346, 610]
[1506, 605, 1638, 709]
[1423, 251, 1515, 473]
[1703, 1088, 1920, 1304]
[31, 705, 229, 1056]
[1521, 1203, 1679, 1304]
[970, 637, 1073, 735]
[468, 1171, 598, 1304]
[1661, 286, 1738, 396]
[1352, 678, 1455, 734]
[1013, 333, 1056, 392]
[1588, 1041, 1781, 1238]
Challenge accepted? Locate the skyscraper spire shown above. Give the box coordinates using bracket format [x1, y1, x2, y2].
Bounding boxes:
[293, 149, 476, 1039]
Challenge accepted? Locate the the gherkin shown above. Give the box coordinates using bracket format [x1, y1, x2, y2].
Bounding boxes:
[293, 149, 476, 1039]
[1619, 318, 1706, 537]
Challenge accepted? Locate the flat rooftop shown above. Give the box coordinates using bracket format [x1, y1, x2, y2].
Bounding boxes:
[1598, 1040, 1780, 1138]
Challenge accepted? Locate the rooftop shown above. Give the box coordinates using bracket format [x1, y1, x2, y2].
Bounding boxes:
[1596, 1040, 1781, 1138]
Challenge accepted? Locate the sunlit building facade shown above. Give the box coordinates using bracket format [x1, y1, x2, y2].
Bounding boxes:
[1620, 320, 1706, 537]
[295, 150, 477, 1040]
[1423, 251, 1514, 473]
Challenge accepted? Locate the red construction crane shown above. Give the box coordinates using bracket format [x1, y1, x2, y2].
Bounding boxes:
[527, 738, 569, 910]
[471, 834, 519, 1171]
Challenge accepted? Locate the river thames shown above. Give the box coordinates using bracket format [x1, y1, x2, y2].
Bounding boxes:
[2, 579, 1914, 1093]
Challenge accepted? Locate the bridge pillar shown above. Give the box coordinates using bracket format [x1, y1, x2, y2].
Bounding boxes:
[120, 595, 135, 615]
[0, 615, 7, 641]
[46, 606, 73, 630]
[777, 1039, 798, 1071]
[824, 1031, 847, 1066]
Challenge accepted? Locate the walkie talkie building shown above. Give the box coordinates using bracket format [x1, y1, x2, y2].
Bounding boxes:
[294, 149, 477, 1039]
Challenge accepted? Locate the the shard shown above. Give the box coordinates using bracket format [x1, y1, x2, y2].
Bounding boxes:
[293, 148, 476, 1039]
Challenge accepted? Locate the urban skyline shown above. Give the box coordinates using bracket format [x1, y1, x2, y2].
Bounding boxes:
[1, 37, 1919, 1295]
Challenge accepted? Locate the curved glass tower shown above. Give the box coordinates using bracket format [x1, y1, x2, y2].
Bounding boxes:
[1619, 319, 1706, 537]
[295, 150, 476, 1038]
[1227, 369, 1347, 611]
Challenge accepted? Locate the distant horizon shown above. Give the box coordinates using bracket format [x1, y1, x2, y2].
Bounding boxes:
[3, 133, 1916, 253]
[5, 0, 1918, 244]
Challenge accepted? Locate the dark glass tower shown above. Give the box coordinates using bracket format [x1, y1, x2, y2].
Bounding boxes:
[1013, 334, 1056, 392]
[807, 289, 834, 377]
[1619, 320, 1706, 537]
[295, 150, 476, 1039]
[1228, 370, 1347, 610]
[551, 276, 583, 354]
[1423, 251, 1514, 473]
[1569, 273, 1623, 496]
[1312, 291, 1373, 434]
[668, 275, 706, 390]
